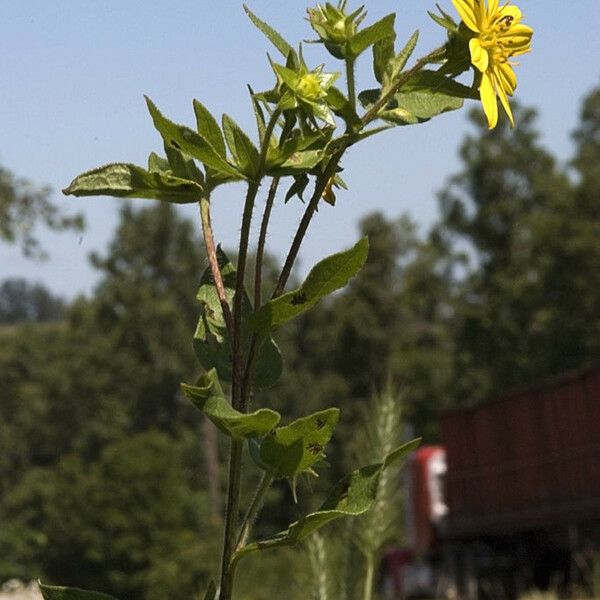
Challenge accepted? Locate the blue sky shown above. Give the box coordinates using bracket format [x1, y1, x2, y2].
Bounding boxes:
[1, 1, 599, 298]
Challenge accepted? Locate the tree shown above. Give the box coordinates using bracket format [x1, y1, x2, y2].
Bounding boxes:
[0, 278, 65, 324]
[1, 432, 218, 599]
[0, 164, 83, 259]
[436, 101, 600, 404]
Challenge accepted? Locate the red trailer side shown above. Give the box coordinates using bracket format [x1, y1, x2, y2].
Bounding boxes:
[442, 367, 600, 538]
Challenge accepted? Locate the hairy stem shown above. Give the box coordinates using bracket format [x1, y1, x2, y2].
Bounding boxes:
[220, 111, 280, 600]
[235, 469, 275, 552]
[218, 439, 243, 600]
[254, 177, 279, 309]
[199, 194, 233, 336]
[272, 150, 344, 298]
[232, 111, 281, 412]
[346, 57, 356, 112]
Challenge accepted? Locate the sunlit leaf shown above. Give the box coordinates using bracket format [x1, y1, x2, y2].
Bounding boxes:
[259, 408, 339, 478]
[235, 438, 421, 558]
[373, 30, 395, 85]
[145, 96, 243, 181]
[249, 238, 369, 334]
[385, 30, 419, 87]
[181, 369, 280, 439]
[243, 5, 294, 59]
[349, 14, 395, 58]
[222, 114, 260, 178]
[193, 99, 227, 158]
[63, 163, 202, 204]
[193, 248, 283, 388]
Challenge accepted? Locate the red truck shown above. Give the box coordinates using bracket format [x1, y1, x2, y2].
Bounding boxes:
[384, 367, 600, 599]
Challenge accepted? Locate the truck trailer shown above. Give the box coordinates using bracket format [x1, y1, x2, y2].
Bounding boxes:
[384, 367, 600, 599]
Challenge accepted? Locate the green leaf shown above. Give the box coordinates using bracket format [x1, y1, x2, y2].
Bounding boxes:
[222, 114, 261, 178]
[386, 70, 474, 124]
[164, 144, 205, 185]
[284, 173, 310, 203]
[373, 30, 395, 85]
[247, 85, 267, 143]
[357, 88, 380, 109]
[236, 438, 421, 558]
[385, 30, 419, 87]
[325, 87, 360, 127]
[203, 581, 217, 600]
[349, 13, 395, 58]
[181, 369, 280, 439]
[63, 163, 202, 204]
[147, 152, 170, 173]
[259, 408, 339, 478]
[243, 5, 294, 59]
[145, 96, 243, 180]
[193, 247, 283, 388]
[249, 238, 369, 334]
[193, 99, 227, 158]
[39, 583, 119, 600]
[269, 150, 324, 176]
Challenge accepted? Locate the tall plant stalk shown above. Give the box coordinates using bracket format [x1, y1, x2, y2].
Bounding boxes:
[53, 3, 532, 599]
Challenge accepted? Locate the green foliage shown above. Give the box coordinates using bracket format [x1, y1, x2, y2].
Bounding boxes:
[348, 14, 396, 58]
[243, 5, 294, 60]
[222, 114, 261, 178]
[9, 4, 550, 600]
[258, 408, 339, 478]
[436, 101, 600, 403]
[0, 278, 65, 324]
[193, 247, 283, 388]
[0, 164, 83, 259]
[145, 96, 243, 183]
[63, 163, 203, 204]
[181, 370, 280, 439]
[359, 69, 475, 125]
[249, 238, 369, 334]
[236, 439, 419, 559]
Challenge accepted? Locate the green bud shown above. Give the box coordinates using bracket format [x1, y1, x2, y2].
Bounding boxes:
[307, 2, 367, 59]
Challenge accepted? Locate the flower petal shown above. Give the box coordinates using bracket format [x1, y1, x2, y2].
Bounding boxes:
[469, 38, 489, 73]
[494, 72, 514, 127]
[451, 0, 480, 32]
[479, 72, 498, 129]
[496, 62, 517, 95]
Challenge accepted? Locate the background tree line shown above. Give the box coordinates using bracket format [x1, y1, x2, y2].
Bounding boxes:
[1, 85, 599, 599]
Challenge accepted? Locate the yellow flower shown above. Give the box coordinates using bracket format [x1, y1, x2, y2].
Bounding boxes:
[451, 0, 533, 128]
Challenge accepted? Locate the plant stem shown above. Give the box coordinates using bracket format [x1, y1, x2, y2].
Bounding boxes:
[363, 554, 375, 600]
[231, 111, 280, 412]
[218, 439, 243, 600]
[198, 194, 233, 336]
[254, 177, 279, 310]
[361, 46, 445, 126]
[219, 111, 280, 600]
[346, 57, 356, 112]
[272, 149, 345, 298]
[235, 469, 274, 552]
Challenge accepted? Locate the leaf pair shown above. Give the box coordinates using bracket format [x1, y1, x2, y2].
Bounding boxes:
[234, 438, 421, 561]
[181, 369, 280, 439]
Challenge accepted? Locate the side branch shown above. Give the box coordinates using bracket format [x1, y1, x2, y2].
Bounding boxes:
[199, 195, 233, 335]
[272, 150, 345, 298]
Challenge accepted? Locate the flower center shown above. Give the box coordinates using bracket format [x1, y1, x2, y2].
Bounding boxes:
[479, 16, 516, 64]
